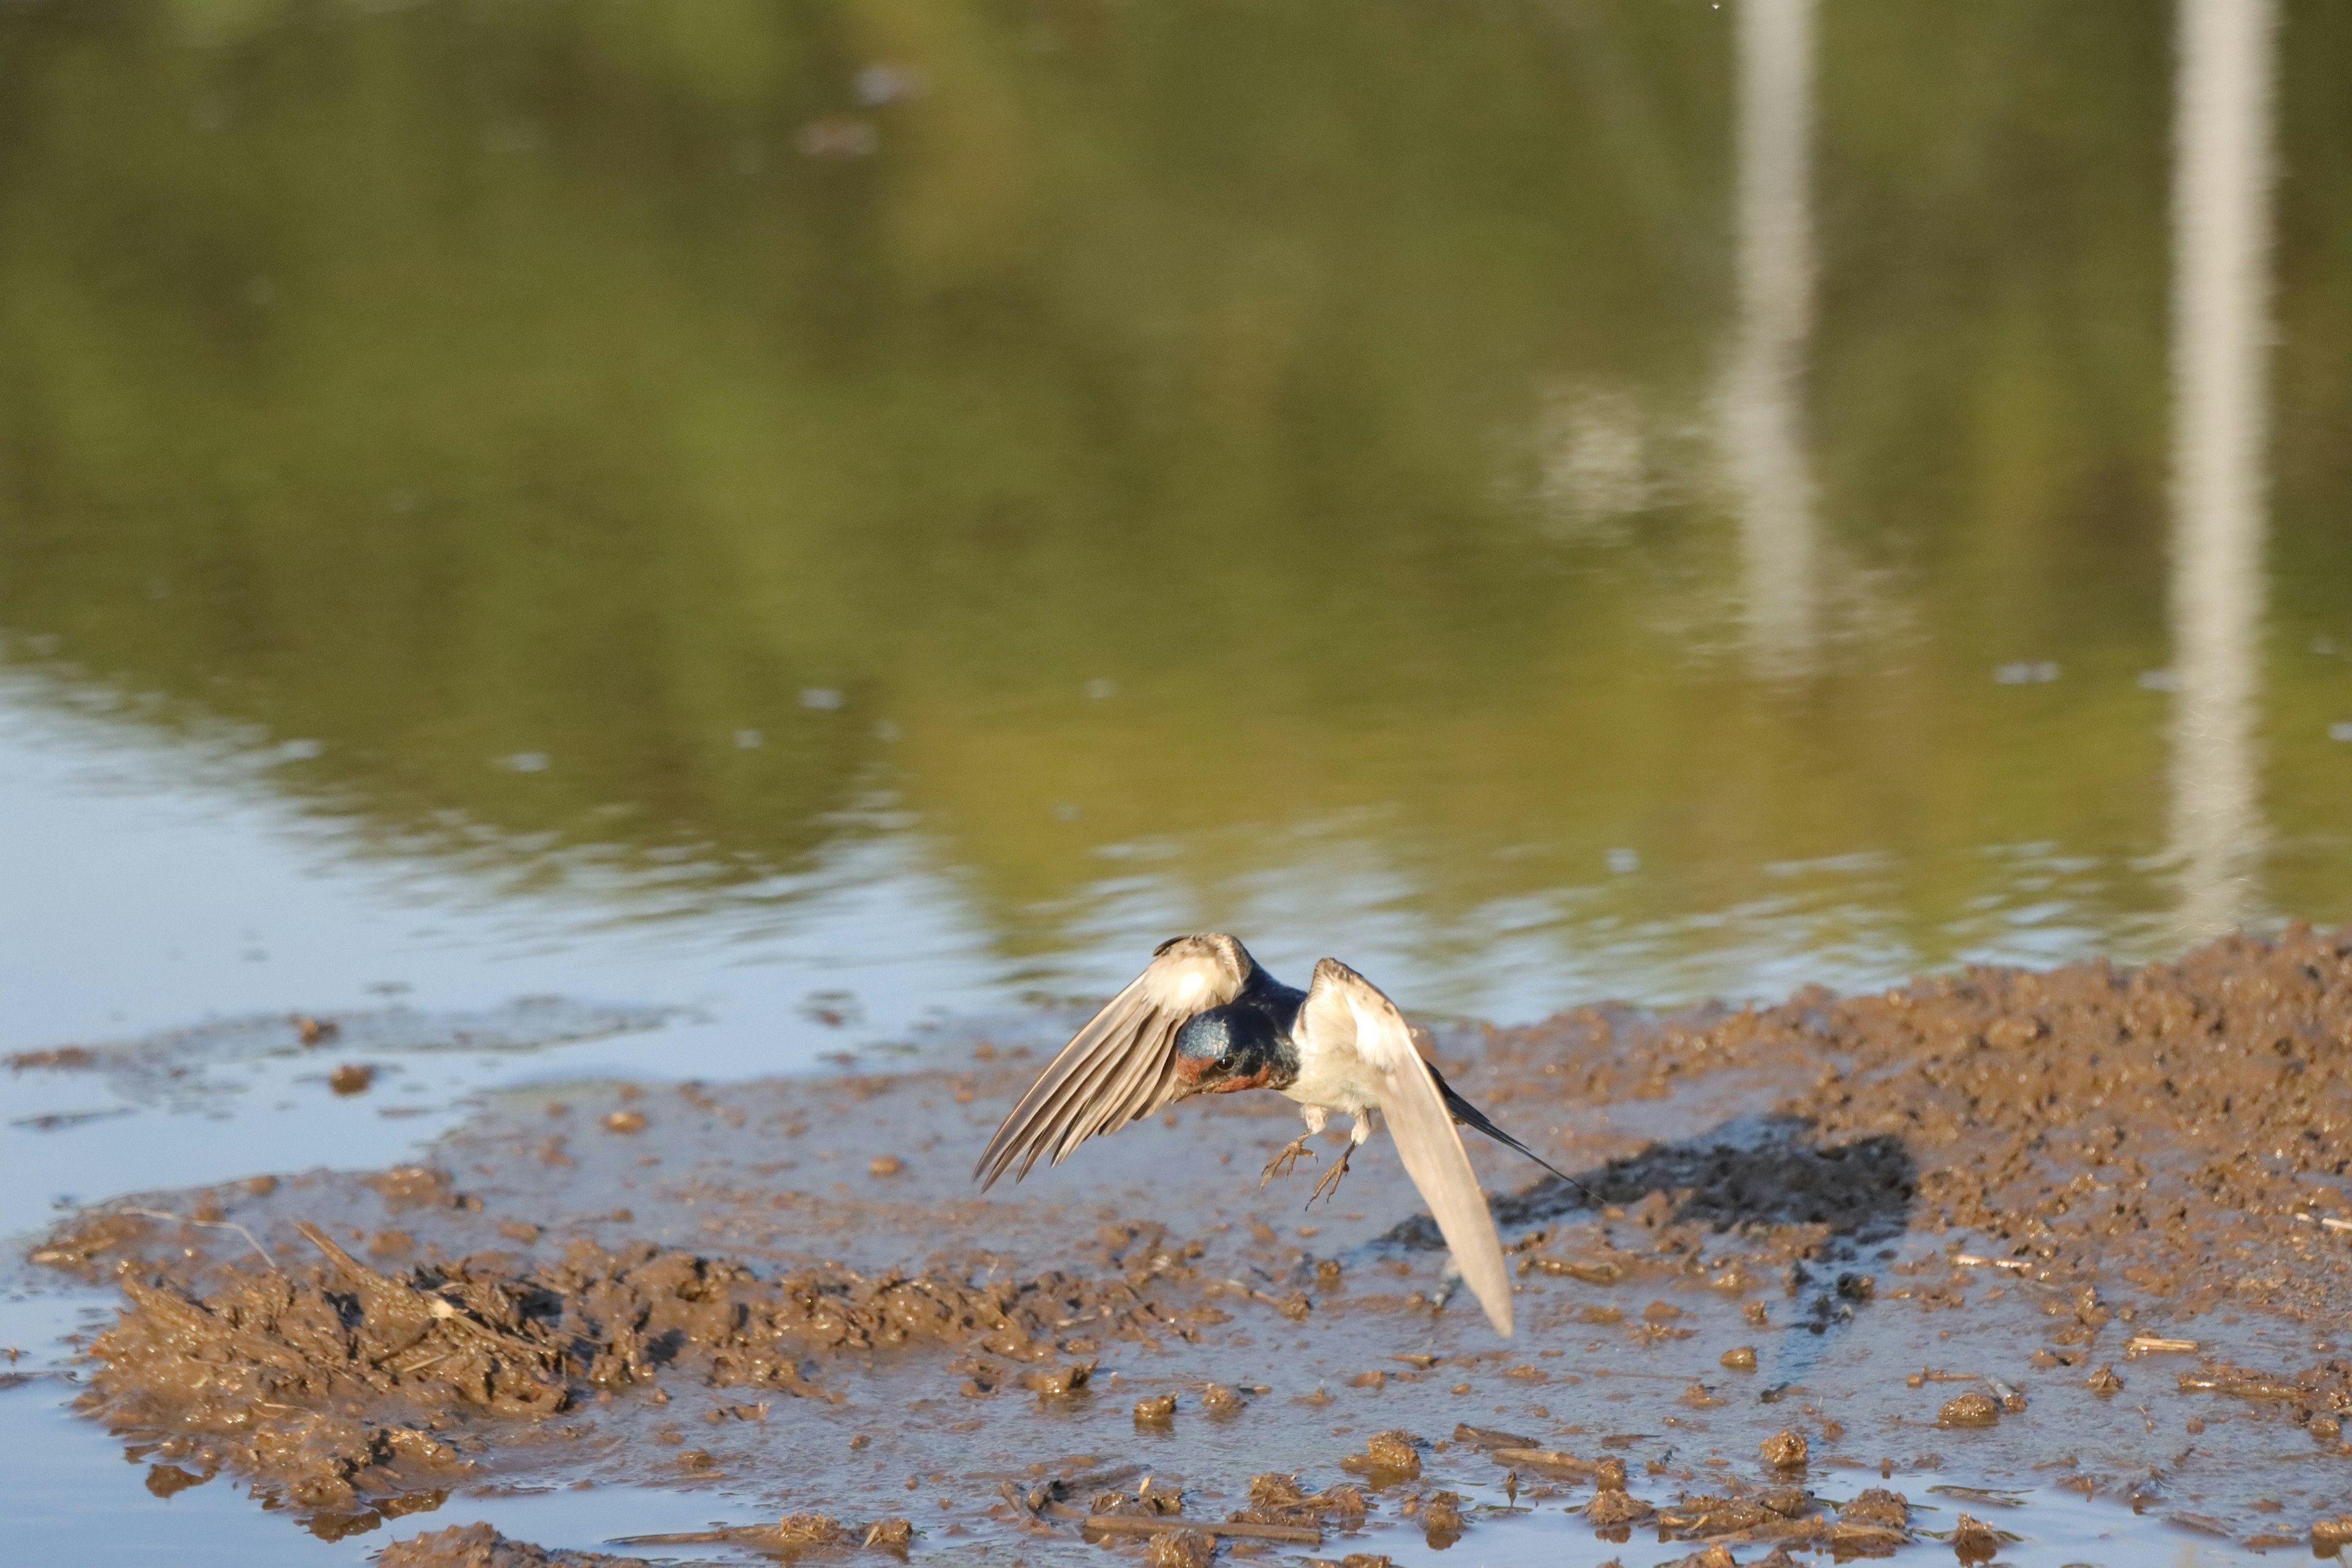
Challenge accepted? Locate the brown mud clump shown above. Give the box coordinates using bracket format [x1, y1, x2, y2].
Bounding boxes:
[1840, 1490, 1910, 1529]
[1658, 1547, 1736, 1568]
[1339, 1429, 1422, 1482]
[1144, 1529, 1215, 1568]
[1200, 1381, 1247, 1415]
[1133, 1392, 1176, 1423]
[1422, 1489, 1466, 1545]
[377, 1522, 644, 1567]
[1022, 1359, 1094, 1398]
[1758, 1428, 1807, 1468]
[1948, 1513, 2003, 1563]
[1937, 1391, 2001, 1428]
[1585, 1486, 1654, 1527]
[1235, 1472, 1366, 1528]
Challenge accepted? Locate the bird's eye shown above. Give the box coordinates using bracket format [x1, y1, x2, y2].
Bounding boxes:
[1215, 1054, 1235, 1072]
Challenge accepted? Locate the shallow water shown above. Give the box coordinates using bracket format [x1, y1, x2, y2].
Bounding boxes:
[3, 0, 2351, 1562]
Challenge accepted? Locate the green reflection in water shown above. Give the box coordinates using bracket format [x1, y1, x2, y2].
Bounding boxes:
[1, 0, 2347, 1001]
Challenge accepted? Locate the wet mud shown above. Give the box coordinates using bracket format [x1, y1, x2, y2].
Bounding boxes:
[18, 928, 2352, 1559]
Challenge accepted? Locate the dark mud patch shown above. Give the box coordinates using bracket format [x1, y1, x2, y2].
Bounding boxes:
[25, 928, 2352, 1558]
[64, 1210, 1205, 1533]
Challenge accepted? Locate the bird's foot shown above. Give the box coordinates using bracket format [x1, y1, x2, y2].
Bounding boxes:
[1258, 1136, 1319, 1189]
[1305, 1149, 1352, 1207]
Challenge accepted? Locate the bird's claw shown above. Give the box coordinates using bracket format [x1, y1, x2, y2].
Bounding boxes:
[1258, 1136, 1320, 1189]
[1305, 1149, 1352, 1207]
[1261, 1133, 1317, 1185]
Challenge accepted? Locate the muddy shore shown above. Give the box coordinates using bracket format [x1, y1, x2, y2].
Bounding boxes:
[18, 928, 2352, 1560]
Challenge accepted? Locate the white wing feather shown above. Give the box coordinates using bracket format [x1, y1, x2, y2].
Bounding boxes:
[1302, 957, 1514, 1337]
[974, 933, 1254, 1188]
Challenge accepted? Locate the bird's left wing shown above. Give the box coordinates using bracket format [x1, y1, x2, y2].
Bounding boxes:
[973, 933, 1254, 1190]
[1301, 957, 1514, 1337]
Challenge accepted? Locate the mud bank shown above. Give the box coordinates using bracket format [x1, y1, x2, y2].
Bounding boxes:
[24, 929, 2352, 1560]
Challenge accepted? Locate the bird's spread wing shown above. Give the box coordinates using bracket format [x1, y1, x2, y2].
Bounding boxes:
[1301, 957, 1514, 1337]
[973, 933, 1254, 1189]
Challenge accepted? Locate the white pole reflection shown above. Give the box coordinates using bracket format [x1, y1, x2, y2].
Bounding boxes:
[2168, 0, 2277, 940]
[1724, 0, 1819, 673]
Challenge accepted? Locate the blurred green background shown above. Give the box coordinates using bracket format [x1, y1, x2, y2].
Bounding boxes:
[2, 0, 2346, 1003]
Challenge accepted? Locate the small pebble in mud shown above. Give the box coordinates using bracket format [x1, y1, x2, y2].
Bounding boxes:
[2185, 1417, 2205, 1434]
[1841, 1488, 1909, 1528]
[1721, 1346, 1758, 1371]
[1642, 1300, 1682, 1321]
[1949, 1512, 2001, 1563]
[603, 1110, 647, 1134]
[677, 1448, 717, 1470]
[1937, 1391, 2001, 1427]
[1340, 1430, 1422, 1481]
[1585, 1487, 1653, 1525]
[849, 1433, 870, 1449]
[1134, 1393, 1176, 1425]
[1202, 1383, 1246, 1415]
[1349, 1370, 1385, 1390]
[1593, 1457, 1629, 1490]
[869, 1154, 903, 1177]
[243, 1175, 276, 1196]
[368, 1230, 413, 1258]
[1450, 1382, 1471, 1395]
[1743, 1301, 1769, 1326]
[1759, 1428, 1807, 1468]
[499, 1221, 540, 1243]
[1025, 1361, 1092, 1398]
[775, 1514, 841, 1545]
[1423, 1490, 1466, 1545]
[328, 1063, 374, 1095]
[1668, 1548, 1736, 1568]
[863, 1520, 912, 1550]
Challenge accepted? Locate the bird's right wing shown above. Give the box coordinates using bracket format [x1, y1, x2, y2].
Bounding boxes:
[973, 933, 1255, 1189]
[1301, 957, 1514, 1337]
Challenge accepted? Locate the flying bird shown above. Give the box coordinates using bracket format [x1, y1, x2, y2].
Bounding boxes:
[972, 933, 1580, 1337]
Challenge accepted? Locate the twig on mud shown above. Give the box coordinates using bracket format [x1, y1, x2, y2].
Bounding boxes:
[2292, 1213, 2352, 1235]
[1951, 1254, 2030, 1273]
[118, 1207, 277, 1270]
[2123, 1334, 2199, 1357]
[1038, 1504, 1320, 1545]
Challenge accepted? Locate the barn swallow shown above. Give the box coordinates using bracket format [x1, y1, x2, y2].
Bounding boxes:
[973, 933, 1581, 1337]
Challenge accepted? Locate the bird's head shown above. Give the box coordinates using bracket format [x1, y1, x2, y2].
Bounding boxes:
[1172, 1006, 1280, 1095]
